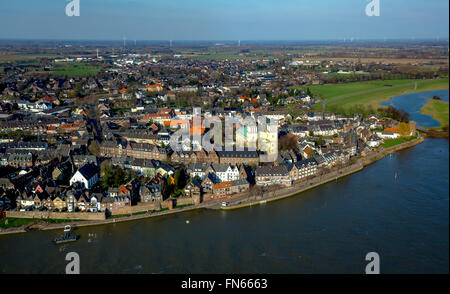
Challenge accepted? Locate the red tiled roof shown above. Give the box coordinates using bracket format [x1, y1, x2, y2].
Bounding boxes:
[214, 181, 232, 189]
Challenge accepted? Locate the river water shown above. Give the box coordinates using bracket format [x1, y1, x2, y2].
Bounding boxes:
[0, 137, 448, 274]
[380, 89, 449, 127]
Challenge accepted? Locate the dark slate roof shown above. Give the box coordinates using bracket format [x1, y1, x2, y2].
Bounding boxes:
[77, 163, 98, 180]
[188, 163, 207, 172]
[217, 150, 259, 158]
[190, 179, 202, 188]
[231, 178, 249, 186]
[294, 158, 318, 169]
[0, 142, 48, 149]
[255, 165, 290, 176]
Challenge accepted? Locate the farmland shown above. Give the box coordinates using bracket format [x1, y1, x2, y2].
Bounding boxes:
[189, 52, 275, 61]
[295, 78, 449, 113]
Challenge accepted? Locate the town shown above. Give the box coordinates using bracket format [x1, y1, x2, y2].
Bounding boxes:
[0, 41, 444, 225]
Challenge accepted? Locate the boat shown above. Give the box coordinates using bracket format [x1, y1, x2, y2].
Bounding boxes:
[54, 225, 79, 244]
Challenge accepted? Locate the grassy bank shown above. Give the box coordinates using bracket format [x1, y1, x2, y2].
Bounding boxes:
[0, 218, 84, 229]
[382, 136, 417, 148]
[420, 99, 449, 130]
[296, 78, 449, 112]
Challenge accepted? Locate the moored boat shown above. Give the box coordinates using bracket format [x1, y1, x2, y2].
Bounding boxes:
[54, 225, 79, 244]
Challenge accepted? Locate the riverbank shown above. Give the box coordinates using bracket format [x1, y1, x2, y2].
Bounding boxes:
[420, 98, 449, 130]
[221, 135, 426, 211]
[0, 135, 426, 235]
[424, 128, 449, 138]
[0, 202, 206, 235]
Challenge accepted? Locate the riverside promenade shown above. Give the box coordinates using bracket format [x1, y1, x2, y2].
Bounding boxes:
[0, 136, 425, 235]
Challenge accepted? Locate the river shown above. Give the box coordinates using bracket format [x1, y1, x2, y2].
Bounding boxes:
[380, 89, 449, 127]
[0, 137, 448, 274]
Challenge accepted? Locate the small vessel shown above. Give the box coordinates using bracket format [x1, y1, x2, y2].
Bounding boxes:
[54, 225, 79, 244]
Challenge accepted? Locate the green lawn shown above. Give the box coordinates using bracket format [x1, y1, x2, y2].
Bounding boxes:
[420, 99, 449, 129]
[294, 78, 449, 113]
[382, 136, 417, 148]
[51, 63, 102, 77]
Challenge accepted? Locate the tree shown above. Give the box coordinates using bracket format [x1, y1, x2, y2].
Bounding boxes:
[161, 177, 174, 200]
[306, 87, 312, 97]
[100, 159, 111, 177]
[306, 148, 316, 159]
[88, 141, 100, 156]
[102, 165, 127, 188]
[278, 134, 298, 151]
[316, 137, 323, 146]
[174, 169, 187, 190]
[398, 122, 411, 137]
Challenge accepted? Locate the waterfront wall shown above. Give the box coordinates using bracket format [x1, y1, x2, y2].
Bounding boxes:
[363, 136, 425, 166]
[109, 202, 157, 216]
[5, 211, 106, 221]
[109, 197, 196, 216]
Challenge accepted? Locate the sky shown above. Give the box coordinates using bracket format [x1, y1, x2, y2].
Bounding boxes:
[0, 0, 448, 41]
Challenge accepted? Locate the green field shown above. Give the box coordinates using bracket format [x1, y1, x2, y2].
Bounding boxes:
[382, 136, 417, 148]
[420, 99, 449, 129]
[51, 62, 102, 77]
[294, 78, 449, 113]
[0, 53, 62, 63]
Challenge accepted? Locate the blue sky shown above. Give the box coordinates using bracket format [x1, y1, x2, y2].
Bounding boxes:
[0, 0, 448, 40]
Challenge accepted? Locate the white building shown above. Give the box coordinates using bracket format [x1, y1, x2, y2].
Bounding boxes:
[376, 131, 400, 139]
[210, 163, 240, 182]
[367, 135, 383, 147]
[70, 163, 99, 189]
